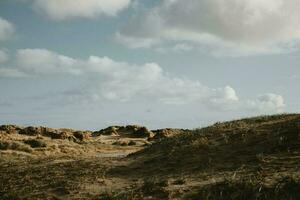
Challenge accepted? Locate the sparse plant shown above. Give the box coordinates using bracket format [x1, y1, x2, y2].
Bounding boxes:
[24, 139, 47, 148]
[128, 140, 137, 146]
[183, 177, 300, 200]
[173, 178, 185, 185]
[112, 141, 128, 146]
[140, 177, 168, 197]
[0, 141, 32, 153]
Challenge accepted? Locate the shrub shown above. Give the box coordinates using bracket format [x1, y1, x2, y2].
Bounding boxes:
[173, 178, 185, 185]
[24, 139, 47, 148]
[140, 178, 169, 198]
[184, 177, 300, 200]
[128, 141, 137, 146]
[0, 141, 32, 153]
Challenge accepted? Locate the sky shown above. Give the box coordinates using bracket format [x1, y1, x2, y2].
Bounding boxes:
[0, 0, 299, 130]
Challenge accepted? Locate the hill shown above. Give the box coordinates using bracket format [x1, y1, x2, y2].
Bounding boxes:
[0, 114, 300, 199]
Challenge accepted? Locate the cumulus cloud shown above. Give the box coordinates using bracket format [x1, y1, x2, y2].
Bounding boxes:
[32, 0, 131, 20]
[0, 17, 14, 41]
[1, 48, 238, 108]
[0, 48, 286, 113]
[0, 50, 26, 78]
[154, 43, 195, 54]
[118, 0, 300, 56]
[0, 68, 27, 78]
[204, 86, 239, 110]
[246, 93, 285, 113]
[172, 43, 194, 52]
[116, 32, 160, 49]
[16, 49, 79, 75]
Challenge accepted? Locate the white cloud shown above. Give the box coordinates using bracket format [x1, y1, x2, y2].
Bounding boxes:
[246, 93, 285, 113]
[118, 0, 300, 56]
[0, 48, 285, 113]
[32, 0, 131, 20]
[0, 68, 27, 78]
[205, 86, 239, 110]
[172, 43, 194, 52]
[16, 49, 80, 75]
[1, 48, 238, 108]
[116, 32, 160, 49]
[0, 50, 25, 78]
[0, 17, 14, 41]
[153, 43, 195, 54]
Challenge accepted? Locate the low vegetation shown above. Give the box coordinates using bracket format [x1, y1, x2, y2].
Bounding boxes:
[184, 177, 300, 200]
[24, 139, 47, 148]
[0, 114, 299, 199]
[0, 141, 32, 153]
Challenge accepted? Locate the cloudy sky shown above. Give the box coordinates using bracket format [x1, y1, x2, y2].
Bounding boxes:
[0, 0, 299, 130]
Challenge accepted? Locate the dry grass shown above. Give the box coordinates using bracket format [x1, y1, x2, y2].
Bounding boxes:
[0, 141, 32, 153]
[183, 176, 300, 200]
[0, 114, 300, 199]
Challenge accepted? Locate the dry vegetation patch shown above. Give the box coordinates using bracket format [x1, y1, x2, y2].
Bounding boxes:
[0, 114, 300, 199]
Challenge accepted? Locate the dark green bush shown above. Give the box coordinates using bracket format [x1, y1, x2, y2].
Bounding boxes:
[24, 139, 46, 148]
[128, 141, 137, 146]
[0, 141, 32, 152]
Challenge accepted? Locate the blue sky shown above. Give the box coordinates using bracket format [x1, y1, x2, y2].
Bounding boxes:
[0, 0, 299, 130]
